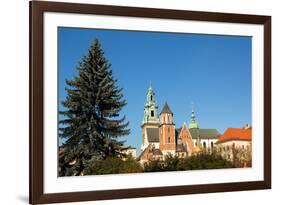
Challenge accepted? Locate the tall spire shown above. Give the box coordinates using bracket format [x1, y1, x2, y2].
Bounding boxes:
[146, 85, 156, 105]
[189, 104, 199, 129]
[142, 85, 159, 125]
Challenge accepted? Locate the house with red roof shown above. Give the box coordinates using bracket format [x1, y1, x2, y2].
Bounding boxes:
[216, 124, 252, 167]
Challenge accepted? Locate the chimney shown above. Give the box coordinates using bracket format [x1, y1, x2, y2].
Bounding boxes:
[244, 124, 251, 129]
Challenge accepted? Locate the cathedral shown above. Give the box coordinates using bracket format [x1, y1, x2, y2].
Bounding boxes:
[139, 86, 221, 164]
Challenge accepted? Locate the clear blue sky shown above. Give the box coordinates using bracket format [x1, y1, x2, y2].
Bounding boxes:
[58, 27, 252, 155]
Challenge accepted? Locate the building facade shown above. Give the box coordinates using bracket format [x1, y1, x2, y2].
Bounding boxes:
[216, 125, 252, 166]
[139, 86, 221, 163]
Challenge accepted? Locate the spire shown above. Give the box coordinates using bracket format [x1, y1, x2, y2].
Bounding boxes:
[146, 85, 156, 105]
[189, 104, 199, 129]
[142, 84, 159, 125]
[161, 102, 173, 114]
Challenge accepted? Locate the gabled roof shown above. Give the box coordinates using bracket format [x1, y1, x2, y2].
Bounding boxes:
[216, 127, 252, 144]
[137, 144, 152, 161]
[147, 128, 160, 142]
[160, 102, 173, 114]
[189, 128, 220, 139]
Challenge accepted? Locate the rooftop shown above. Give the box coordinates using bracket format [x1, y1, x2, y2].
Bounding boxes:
[216, 127, 252, 144]
[189, 128, 220, 139]
[160, 102, 173, 114]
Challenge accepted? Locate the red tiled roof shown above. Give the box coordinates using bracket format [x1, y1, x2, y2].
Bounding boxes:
[216, 127, 252, 144]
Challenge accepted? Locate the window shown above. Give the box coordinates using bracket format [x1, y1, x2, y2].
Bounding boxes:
[151, 110, 154, 117]
[211, 142, 214, 150]
[150, 95, 153, 101]
[168, 115, 170, 122]
[168, 136, 171, 143]
[168, 127, 170, 133]
[203, 141, 206, 149]
[242, 145, 245, 149]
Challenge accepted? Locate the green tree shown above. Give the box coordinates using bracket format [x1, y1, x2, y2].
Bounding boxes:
[90, 156, 143, 175]
[163, 154, 180, 171]
[143, 159, 164, 172]
[180, 153, 234, 170]
[59, 39, 130, 176]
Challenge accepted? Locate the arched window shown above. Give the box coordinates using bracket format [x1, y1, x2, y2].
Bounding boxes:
[168, 136, 171, 143]
[211, 142, 214, 150]
[151, 110, 154, 117]
[203, 141, 206, 149]
[150, 95, 153, 101]
[167, 115, 170, 123]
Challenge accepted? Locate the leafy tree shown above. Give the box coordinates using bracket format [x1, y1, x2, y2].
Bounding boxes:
[59, 39, 130, 176]
[143, 159, 164, 172]
[232, 144, 252, 168]
[89, 156, 143, 175]
[143, 153, 234, 173]
[181, 153, 234, 170]
[163, 154, 180, 171]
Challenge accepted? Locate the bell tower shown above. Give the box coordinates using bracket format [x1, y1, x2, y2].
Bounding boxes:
[189, 107, 199, 129]
[159, 102, 176, 154]
[141, 85, 160, 151]
[142, 85, 160, 125]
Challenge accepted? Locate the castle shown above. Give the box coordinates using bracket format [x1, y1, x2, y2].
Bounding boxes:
[139, 86, 221, 163]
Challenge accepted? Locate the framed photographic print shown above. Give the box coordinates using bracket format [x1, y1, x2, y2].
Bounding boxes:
[29, 0, 271, 204]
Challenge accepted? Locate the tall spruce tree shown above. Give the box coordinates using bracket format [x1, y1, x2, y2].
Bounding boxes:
[59, 39, 130, 176]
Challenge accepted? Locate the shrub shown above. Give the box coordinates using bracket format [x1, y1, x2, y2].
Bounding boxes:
[86, 156, 143, 175]
[144, 153, 234, 172]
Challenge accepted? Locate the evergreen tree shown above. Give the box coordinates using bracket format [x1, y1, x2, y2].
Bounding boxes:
[59, 39, 130, 176]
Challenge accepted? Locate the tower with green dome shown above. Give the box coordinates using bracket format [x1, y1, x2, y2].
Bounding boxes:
[141, 85, 160, 151]
[142, 85, 160, 125]
[189, 108, 199, 129]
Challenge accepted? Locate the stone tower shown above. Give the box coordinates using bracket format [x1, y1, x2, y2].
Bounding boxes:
[141, 86, 160, 151]
[159, 102, 176, 155]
